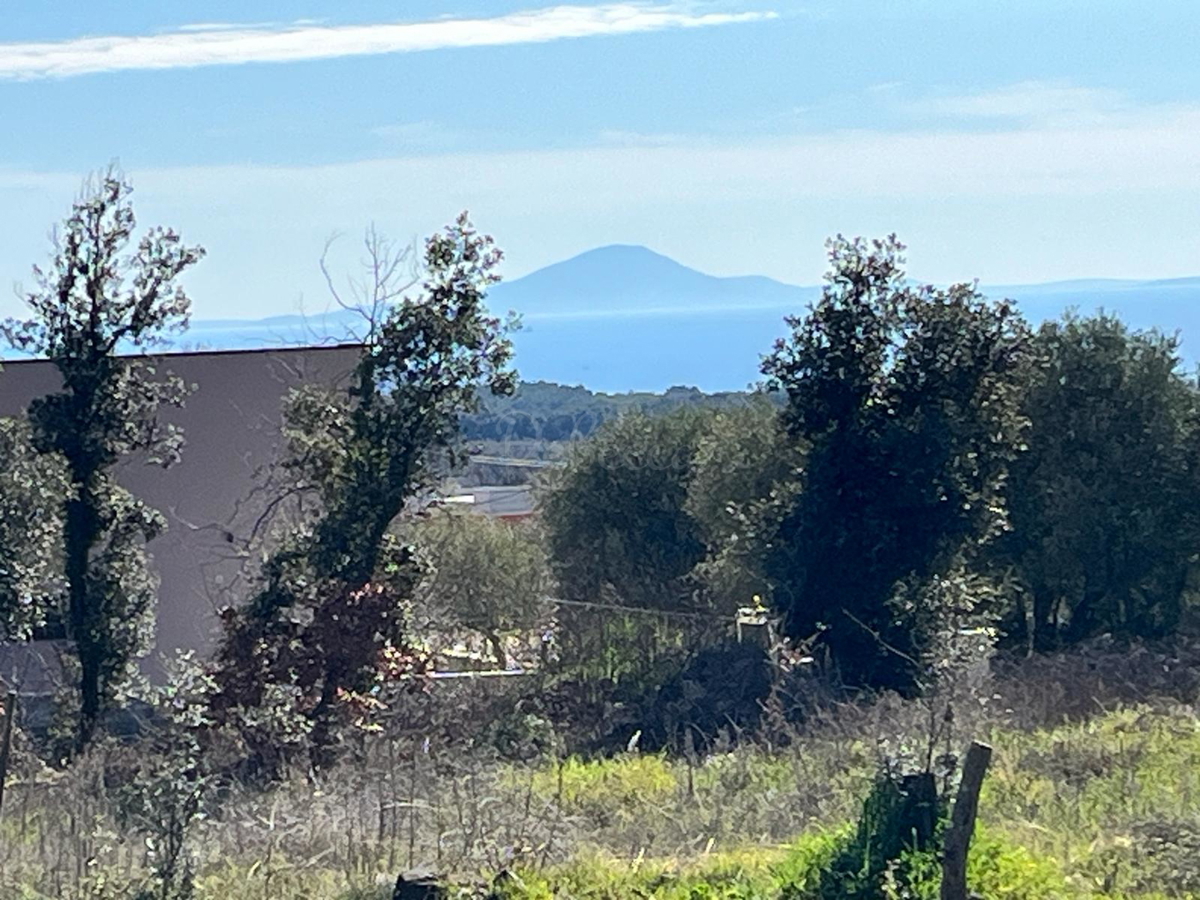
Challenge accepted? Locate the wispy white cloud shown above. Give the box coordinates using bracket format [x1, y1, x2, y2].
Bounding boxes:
[904, 80, 1132, 127]
[171, 22, 287, 34]
[0, 4, 776, 81]
[595, 128, 696, 147]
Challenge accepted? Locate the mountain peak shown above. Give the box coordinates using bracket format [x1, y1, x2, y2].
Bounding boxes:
[567, 243, 682, 264]
[509, 244, 698, 286]
[491, 244, 806, 316]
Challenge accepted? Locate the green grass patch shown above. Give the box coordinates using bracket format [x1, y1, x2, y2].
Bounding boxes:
[525, 752, 680, 813]
[496, 826, 1072, 900]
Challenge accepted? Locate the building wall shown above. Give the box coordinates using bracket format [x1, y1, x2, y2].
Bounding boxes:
[0, 345, 362, 661]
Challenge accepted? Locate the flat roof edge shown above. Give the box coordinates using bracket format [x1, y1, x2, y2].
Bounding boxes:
[0, 342, 366, 366]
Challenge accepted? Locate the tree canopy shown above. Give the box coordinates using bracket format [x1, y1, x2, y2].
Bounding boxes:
[761, 235, 1030, 693]
[0, 417, 69, 642]
[997, 313, 1200, 648]
[3, 169, 204, 754]
[540, 409, 710, 613]
[409, 512, 551, 667]
[212, 213, 516, 768]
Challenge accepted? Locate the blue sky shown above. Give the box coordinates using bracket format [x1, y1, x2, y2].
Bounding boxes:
[2, 2, 1200, 319]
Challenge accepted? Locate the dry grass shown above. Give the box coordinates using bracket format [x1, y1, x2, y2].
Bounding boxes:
[3, 639, 1200, 898]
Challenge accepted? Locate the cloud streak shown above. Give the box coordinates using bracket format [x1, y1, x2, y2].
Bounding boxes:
[0, 4, 775, 80]
[903, 81, 1132, 127]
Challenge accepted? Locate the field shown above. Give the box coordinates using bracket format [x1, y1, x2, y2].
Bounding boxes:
[3, 640, 1200, 899]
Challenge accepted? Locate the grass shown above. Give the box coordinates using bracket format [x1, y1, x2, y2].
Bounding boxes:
[492, 702, 1200, 899]
[6, 653, 1200, 898]
[493, 827, 1073, 900]
[526, 752, 678, 813]
[981, 705, 1200, 897]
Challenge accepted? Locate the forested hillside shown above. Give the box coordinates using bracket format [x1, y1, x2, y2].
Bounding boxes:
[460, 380, 771, 442]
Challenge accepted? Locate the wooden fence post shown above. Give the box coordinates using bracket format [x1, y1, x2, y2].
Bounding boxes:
[941, 740, 992, 900]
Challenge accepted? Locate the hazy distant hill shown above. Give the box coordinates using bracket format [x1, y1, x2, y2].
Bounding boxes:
[992, 276, 1200, 296]
[487, 244, 813, 316]
[87, 246, 1200, 392]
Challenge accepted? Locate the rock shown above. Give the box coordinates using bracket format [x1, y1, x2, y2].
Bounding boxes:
[393, 866, 447, 900]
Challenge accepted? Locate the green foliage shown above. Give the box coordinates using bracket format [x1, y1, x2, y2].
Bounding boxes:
[526, 752, 679, 816]
[997, 313, 1200, 649]
[542, 409, 711, 612]
[539, 408, 755, 733]
[539, 405, 792, 746]
[462, 381, 767, 443]
[8, 698, 1200, 899]
[496, 827, 1069, 900]
[1082, 817, 1200, 897]
[110, 653, 220, 900]
[772, 823, 1069, 900]
[2, 167, 204, 754]
[685, 401, 798, 611]
[409, 512, 552, 666]
[783, 769, 942, 900]
[0, 416, 69, 640]
[496, 844, 811, 900]
[761, 235, 1030, 693]
[983, 706, 1200, 853]
[212, 213, 515, 770]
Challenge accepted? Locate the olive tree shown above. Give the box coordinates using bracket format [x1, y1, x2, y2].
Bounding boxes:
[761, 236, 1030, 694]
[997, 313, 1200, 648]
[684, 399, 797, 612]
[539, 409, 725, 690]
[541, 409, 710, 612]
[409, 512, 551, 667]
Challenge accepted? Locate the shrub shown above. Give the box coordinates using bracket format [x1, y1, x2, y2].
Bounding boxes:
[779, 825, 1070, 900]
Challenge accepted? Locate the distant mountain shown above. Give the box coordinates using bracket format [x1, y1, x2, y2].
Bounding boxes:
[12, 245, 1195, 393]
[991, 276, 1200, 297]
[487, 244, 813, 317]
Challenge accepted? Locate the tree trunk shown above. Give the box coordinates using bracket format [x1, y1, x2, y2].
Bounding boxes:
[941, 741, 993, 900]
[64, 491, 104, 755]
[307, 674, 344, 774]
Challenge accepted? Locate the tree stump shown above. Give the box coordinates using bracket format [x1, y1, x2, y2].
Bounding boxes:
[941, 741, 993, 900]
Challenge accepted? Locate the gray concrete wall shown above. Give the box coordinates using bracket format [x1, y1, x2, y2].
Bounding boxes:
[0, 345, 362, 660]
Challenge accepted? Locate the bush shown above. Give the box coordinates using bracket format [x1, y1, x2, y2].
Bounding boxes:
[633, 640, 774, 752]
[778, 770, 941, 900]
[779, 825, 1070, 900]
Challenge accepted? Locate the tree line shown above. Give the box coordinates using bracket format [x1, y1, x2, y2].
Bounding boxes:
[1, 170, 1198, 779]
[461, 380, 764, 442]
[543, 235, 1200, 700]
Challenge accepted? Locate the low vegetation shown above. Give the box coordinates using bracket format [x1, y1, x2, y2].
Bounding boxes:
[4, 656, 1200, 898]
